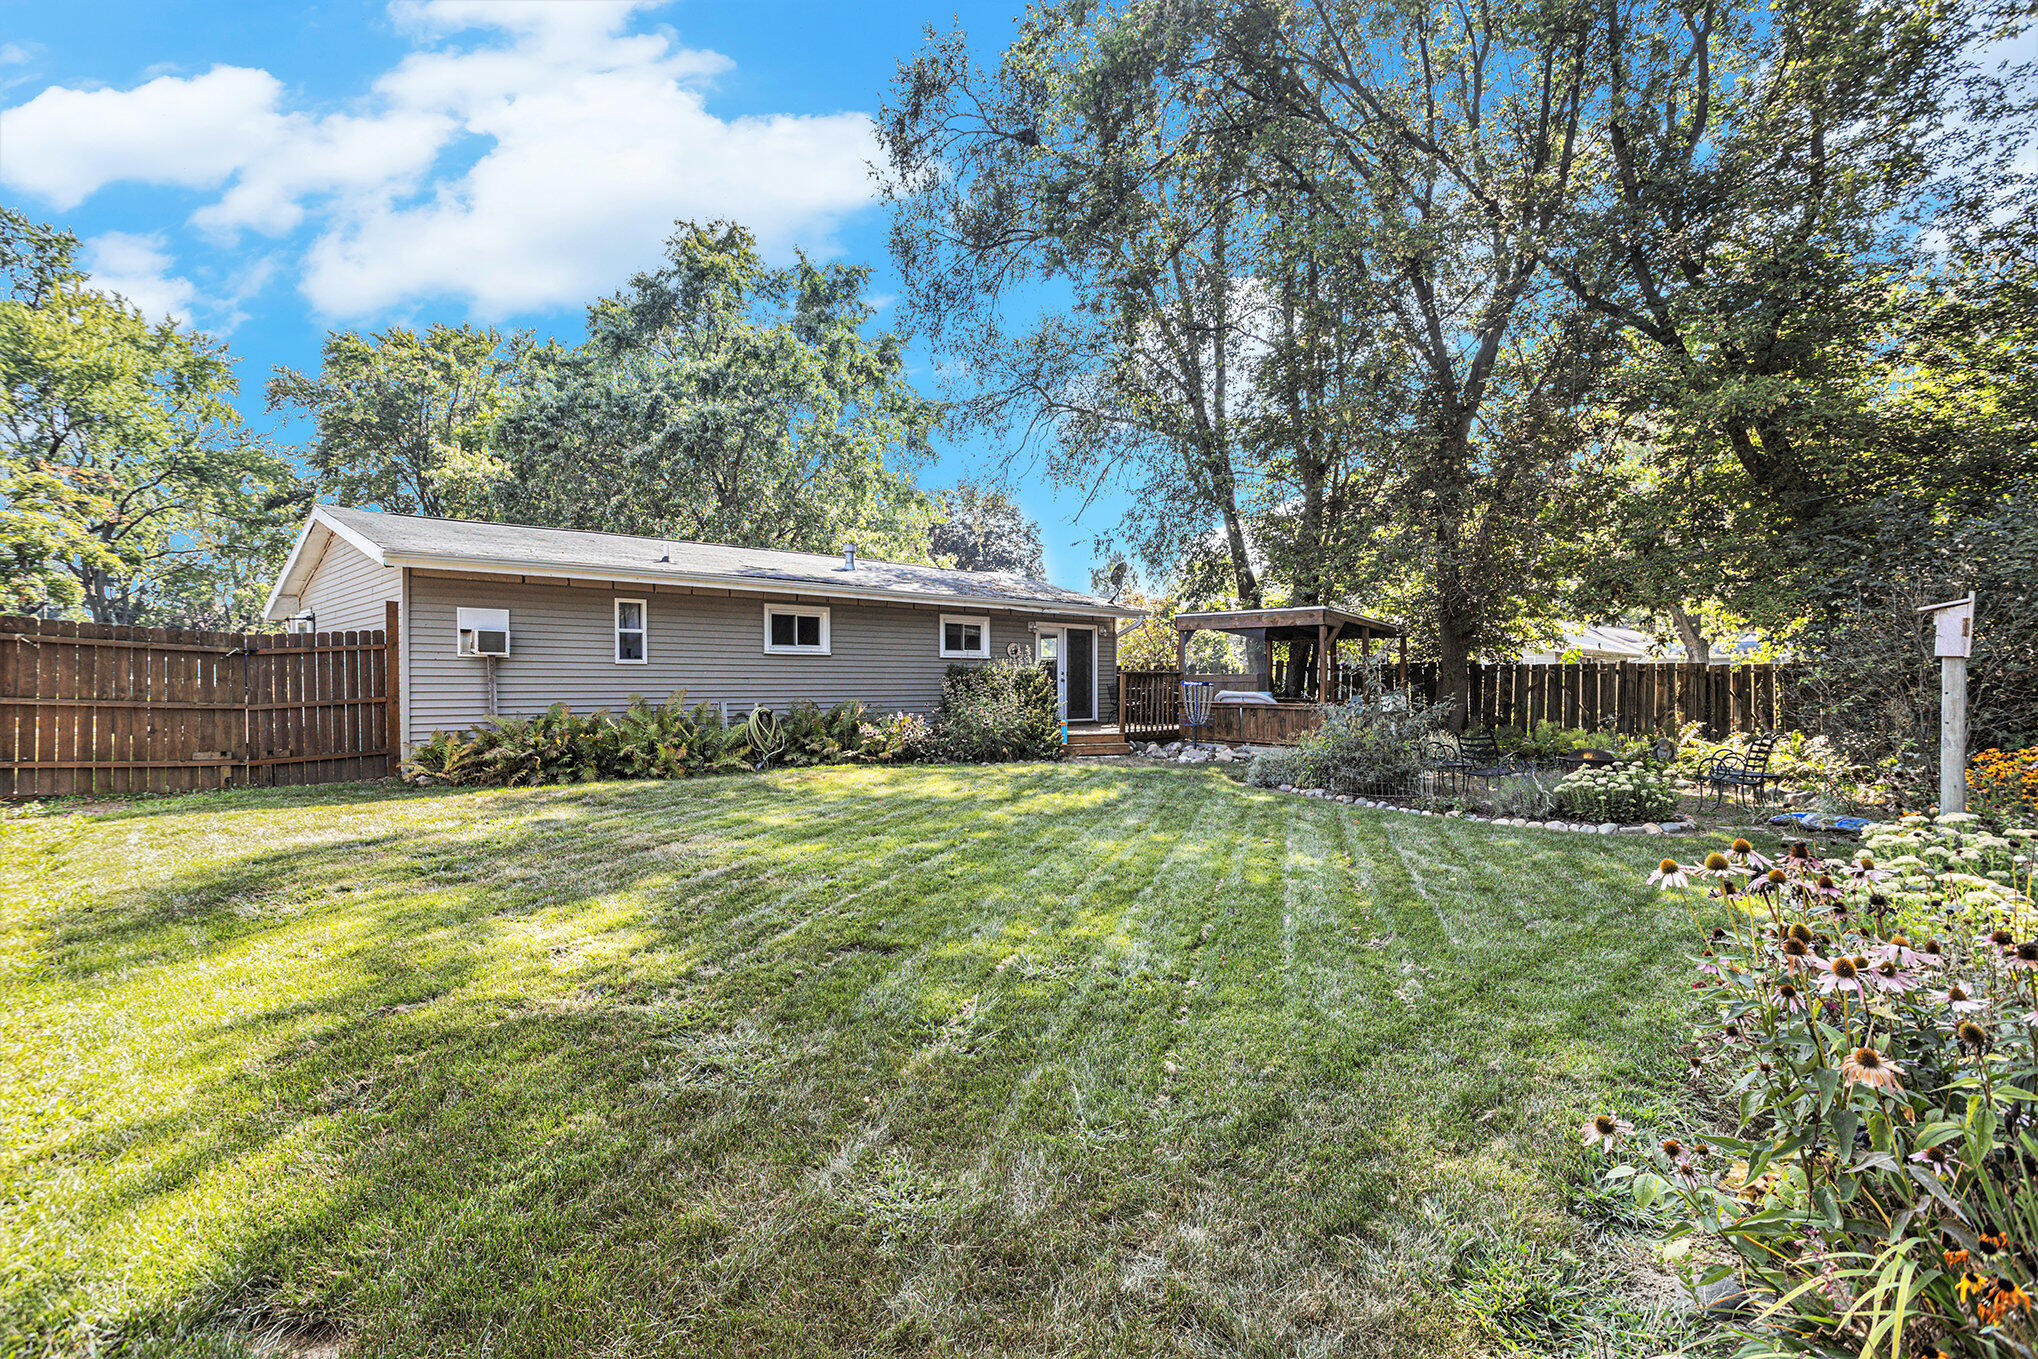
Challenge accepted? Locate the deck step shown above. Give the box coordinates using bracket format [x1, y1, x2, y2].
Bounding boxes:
[1065, 731, 1133, 756]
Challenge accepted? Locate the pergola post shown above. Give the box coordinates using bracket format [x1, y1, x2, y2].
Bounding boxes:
[1316, 624, 1332, 703]
[1398, 634, 1408, 688]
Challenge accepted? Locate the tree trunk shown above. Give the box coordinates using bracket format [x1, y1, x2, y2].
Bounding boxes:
[1668, 606, 1711, 663]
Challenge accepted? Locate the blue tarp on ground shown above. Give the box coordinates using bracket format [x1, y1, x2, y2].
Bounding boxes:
[1769, 810, 1878, 833]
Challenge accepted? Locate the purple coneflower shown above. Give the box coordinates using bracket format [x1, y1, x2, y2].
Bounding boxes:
[1779, 937, 1817, 973]
[1846, 854, 1890, 884]
[1910, 1143, 1961, 1178]
[1863, 959, 1917, 993]
[1646, 858, 1691, 890]
[1937, 983, 1987, 1014]
[2010, 942, 2038, 972]
[1730, 838, 1774, 871]
[1809, 873, 1843, 900]
[1840, 1046, 1905, 1092]
[1775, 981, 1808, 1014]
[1698, 852, 1737, 883]
[1874, 937, 1935, 970]
[1814, 955, 1867, 997]
[1579, 1113, 1633, 1148]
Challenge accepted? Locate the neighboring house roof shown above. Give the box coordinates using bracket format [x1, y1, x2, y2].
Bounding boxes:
[1521, 622, 1774, 664]
[265, 505, 1137, 622]
[1521, 623, 1661, 662]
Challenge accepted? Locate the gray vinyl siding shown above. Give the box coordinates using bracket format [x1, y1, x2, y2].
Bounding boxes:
[294, 536, 402, 634]
[404, 572, 1116, 745]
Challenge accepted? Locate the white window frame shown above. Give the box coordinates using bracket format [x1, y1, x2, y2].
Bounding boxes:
[762, 602, 831, 656]
[938, 612, 992, 659]
[614, 597, 648, 664]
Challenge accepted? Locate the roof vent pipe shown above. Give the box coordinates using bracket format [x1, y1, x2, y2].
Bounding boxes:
[843, 542, 857, 570]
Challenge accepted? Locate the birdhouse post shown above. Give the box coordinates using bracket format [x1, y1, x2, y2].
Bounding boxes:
[1915, 594, 1975, 813]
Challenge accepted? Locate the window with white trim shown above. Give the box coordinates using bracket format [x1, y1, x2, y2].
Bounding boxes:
[763, 603, 830, 655]
[939, 613, 990, 658]
[614, 598, 647, 663]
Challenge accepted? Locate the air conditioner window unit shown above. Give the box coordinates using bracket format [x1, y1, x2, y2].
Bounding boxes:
[456, 607, 511, 656]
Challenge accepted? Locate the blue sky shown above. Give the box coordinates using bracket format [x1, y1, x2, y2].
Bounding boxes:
[0, 0, 1124, 588]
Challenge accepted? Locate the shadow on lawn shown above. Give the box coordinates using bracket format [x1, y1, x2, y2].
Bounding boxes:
[18, 767, 1702, 1358]
[29, 769, 1239, 1352]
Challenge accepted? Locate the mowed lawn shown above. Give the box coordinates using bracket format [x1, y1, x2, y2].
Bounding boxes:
[2, 764, 1709, 1358]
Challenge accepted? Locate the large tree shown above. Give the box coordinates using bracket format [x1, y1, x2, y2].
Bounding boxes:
[930, 481, 1047, 575]
[268, 323, 527, 520]
[1, 208, 300, 624]
[489, 221, 942, 562]
[880, 13, 1272, 603]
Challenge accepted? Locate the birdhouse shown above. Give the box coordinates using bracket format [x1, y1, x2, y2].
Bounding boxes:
[1916, 594, 1975, 659]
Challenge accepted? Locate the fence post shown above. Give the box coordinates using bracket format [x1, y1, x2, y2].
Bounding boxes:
[385, 600, 401, 776]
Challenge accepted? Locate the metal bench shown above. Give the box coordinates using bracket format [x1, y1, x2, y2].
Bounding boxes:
[1701, 733, 1784, 812]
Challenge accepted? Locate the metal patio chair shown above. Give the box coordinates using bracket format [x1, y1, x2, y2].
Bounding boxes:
[1700, 733, 1785, 812]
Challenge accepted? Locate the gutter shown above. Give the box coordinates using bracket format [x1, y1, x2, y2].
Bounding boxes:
[381, 550, 1141, 621]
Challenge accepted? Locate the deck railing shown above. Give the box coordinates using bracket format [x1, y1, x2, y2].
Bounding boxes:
[1117, 671, 1181, 740]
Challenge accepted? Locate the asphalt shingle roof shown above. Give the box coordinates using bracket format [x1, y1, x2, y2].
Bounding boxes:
[317, 505, 1130, 615]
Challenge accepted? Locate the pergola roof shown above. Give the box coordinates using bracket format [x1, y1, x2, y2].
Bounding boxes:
[1174, 605, 1404, 639]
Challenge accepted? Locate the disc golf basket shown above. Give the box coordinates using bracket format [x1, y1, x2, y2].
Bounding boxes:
[1181, 680, 1215, 749]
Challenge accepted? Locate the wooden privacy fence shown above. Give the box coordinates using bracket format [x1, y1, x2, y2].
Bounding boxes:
[1120, 661, 1794, 743]
[1, 604, 399, 797]
[1432, 660, 1794, 738]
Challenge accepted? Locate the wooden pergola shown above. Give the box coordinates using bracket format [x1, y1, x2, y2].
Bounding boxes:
[1175, 605, 1407, 704]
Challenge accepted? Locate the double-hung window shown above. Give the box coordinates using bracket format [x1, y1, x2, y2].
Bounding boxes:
[763, 604, 830, 655]
[614, 598, 647, 663]
[939, 613, 990, 659]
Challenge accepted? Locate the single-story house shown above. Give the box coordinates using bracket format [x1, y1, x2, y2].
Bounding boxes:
[264, 506, 1136, 751]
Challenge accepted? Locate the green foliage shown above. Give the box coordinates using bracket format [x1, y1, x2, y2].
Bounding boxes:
[488, 221, 941, 563]
[930, 482, 1045, 576]
[856, 710, 932, 764]
[1551, 762, 1677, 825]
[401, 693, 949, 788]
[1, 207, 302, 624]
[1793, 486, 2038, 785]
[403, 695, 753, 786]
[924, 661, 1062, 763]
[1492, 722, 1651, 765]
[1266, 695, 1448, 795]
[266, 323, 528, 519]
[1487, 771, 1560, 821]
[1671, 724, 1853, 795]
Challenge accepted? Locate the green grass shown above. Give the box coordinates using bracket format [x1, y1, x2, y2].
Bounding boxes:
[3, 764, 1712, 1357]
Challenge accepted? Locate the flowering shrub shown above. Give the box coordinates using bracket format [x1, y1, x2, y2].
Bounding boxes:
[1864, 814, 2037, 931]
[1552, 760, 1677, 824]
[1970, 748, 2038, 826]
[1585, 821, 2038, 1356]
[922, 661, 1062, 763]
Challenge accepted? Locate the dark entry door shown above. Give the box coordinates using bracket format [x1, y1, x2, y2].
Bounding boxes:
[1066, 627, 1096, 722]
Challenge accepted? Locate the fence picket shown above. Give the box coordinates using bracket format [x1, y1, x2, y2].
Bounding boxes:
[0, 614, 397, 797]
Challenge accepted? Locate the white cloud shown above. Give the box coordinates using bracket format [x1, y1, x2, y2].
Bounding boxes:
[80, 232, 200, 324]
[0, 43, 35, 65]
[0, 0, 879, 320]
[0, 66, 288, 208]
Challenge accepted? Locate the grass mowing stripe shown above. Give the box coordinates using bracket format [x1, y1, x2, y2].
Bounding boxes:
[0, 766, 1706, 1359]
